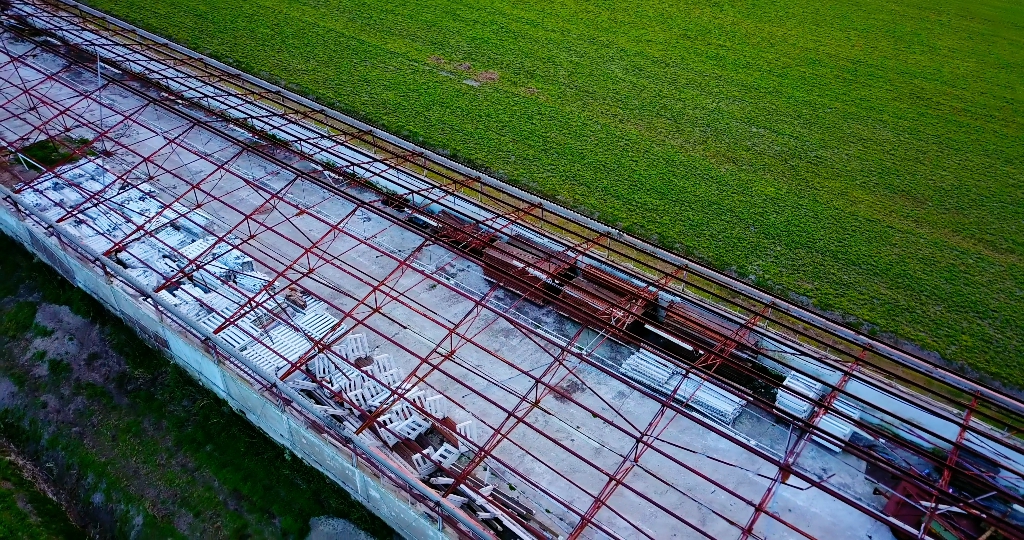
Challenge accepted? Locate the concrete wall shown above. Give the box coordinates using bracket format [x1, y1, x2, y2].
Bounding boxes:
[0, 204, 454, 540]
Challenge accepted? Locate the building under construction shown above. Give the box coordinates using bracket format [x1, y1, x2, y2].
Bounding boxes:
[1, 1, 1023, 539]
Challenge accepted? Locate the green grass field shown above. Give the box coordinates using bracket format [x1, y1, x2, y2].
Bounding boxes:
[79, 0, 1023, 384]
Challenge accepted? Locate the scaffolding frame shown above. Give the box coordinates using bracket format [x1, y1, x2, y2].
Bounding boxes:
[1, 2, 1023, 538]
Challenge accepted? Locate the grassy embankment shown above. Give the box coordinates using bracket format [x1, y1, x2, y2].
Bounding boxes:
[0, 450, 81, 539]
[76, 0, 1024, 386]
[0, 234, 392, 538]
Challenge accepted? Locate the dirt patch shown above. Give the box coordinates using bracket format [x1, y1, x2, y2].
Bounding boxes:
[427, 55, 444, 64]
[455, 62, 472, 71]
[553, 378, 586, 403]
[475, 70, 499, 82]
[32, 304, 118, 383]
[0, 165, 20, 188]
[0, 161, 37, 188]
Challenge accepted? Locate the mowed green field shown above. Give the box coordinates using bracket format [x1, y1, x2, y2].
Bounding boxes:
[81, 0, 1023, 384]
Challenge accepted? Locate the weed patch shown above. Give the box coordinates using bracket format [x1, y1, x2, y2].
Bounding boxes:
[30, 323, 53, 338]
[1, 302, 36, 339]
[0, 454, 83, 539]
[45, 358, 71, 381]
[12, 137, 95, 172]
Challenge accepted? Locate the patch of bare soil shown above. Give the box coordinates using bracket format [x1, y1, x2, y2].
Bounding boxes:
[33, 304, 119, 389]
[0, 161, 37, 188]
[475, 70, 499, 82]
[553, 378, 586, 403]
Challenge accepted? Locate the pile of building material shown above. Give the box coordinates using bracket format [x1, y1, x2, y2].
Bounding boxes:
[775, 372, 824, 419]
[812, 398, 861, 452]
[557, 265, 657, 337]
[240, 309, 346, 377]
[482, 241, 561, 305]
[621, 348, 746, 425]
[775, 372, 861, 452]
[662, 300, 756, 352]
[283, 332, 479, 477]
[480, 235, 575, 305]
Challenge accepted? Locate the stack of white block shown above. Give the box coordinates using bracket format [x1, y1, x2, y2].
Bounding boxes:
[775, 372, 824, 419]
[775, 372, 860, 452]
[812, 398, 860, 452]
[304, 335, 478, 476]
[621, 348, 746, 425]
[241, 310, 347, 377]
